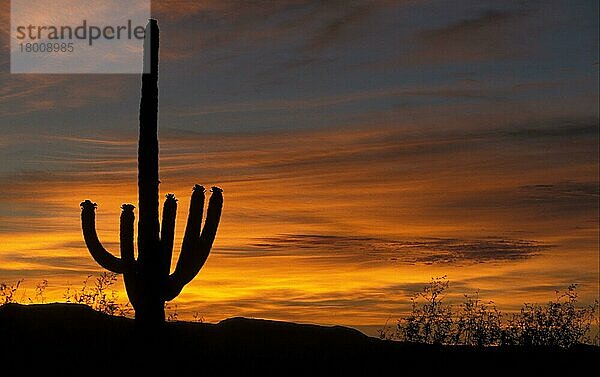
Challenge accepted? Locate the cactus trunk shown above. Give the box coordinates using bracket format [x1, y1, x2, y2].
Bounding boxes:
[138, 19, 160, 258]
[136, 18, 164, 325]
[80, 19, 223, 326]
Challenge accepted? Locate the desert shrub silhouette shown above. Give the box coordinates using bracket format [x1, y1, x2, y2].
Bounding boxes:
[80, 19, 223, 325]
[502, 285, 599, 347]
[398, 276, 454, 345]
[453, 291, 503, 346]
[63, 272, 132, 317]
[0, 280, 22, 305]
[381, 277, 599, 348]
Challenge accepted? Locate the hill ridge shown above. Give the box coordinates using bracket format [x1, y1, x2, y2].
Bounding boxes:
[0, 303, 597, 375]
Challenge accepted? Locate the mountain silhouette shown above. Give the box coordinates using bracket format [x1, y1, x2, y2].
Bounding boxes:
[0, 303, 596, 375]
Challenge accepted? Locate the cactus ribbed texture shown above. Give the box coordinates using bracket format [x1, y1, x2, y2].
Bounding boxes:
[80, 20, 223, 325]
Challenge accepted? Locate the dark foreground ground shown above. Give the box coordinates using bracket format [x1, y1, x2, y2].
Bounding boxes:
[0, 303, 597, 375]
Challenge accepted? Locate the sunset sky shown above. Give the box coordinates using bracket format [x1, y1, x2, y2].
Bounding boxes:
[0, 0, 598, 335]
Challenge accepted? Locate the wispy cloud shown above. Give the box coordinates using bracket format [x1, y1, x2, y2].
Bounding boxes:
[224, 234, 547, 264]
[0, 74, 135, 116]
[172, 83, 509, 117]
[419, 9, 525, 41]
[402, 5, 536, 65]
[301, 1, 378, 53]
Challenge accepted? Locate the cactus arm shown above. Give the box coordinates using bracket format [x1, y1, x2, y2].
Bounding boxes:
[120, 204, 136, 264]
[164, 187, 222, 301]
[160, 194, 177, 276]
[182, 185, 205, 250]
[199, 187, 223, 251]
[120, 204, 139, 309]
[80, 200, 125, 274]
[138, 19, 160, 259]
[164, 185, 204, 300]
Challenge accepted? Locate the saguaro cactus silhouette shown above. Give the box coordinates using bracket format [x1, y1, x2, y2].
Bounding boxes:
[80, 20, 223, 325]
